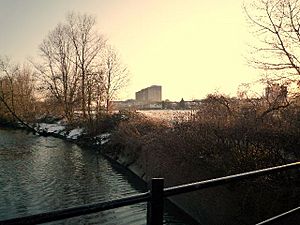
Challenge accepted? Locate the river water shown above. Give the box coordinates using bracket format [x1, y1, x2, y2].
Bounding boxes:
[0, 128, 197, 225]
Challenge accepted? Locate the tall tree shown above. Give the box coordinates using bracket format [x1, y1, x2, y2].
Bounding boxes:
[102, 46, 129, 112]
[66, 12, 105, 119]
[37, 23, 79, 121]
[36, 13, 128, 120]
[0, 57, 36, 130]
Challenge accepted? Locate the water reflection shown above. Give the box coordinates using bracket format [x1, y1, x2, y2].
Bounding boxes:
[0, 128, 197, 224]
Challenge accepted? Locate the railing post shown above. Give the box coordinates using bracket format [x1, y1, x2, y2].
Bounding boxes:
[147, 178, 164, 225]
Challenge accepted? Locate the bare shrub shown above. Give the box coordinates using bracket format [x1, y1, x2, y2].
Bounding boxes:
[107, 97, 299, 224]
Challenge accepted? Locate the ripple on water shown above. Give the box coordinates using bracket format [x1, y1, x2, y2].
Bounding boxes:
[0, 129, 198, 225]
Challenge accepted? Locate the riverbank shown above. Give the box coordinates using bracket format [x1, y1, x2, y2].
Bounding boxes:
[0, 127, 199, 225]
[99, 112, 299, 225]
[0, 119, 201, 225]
[0, 118, 110, 149]
[1, 111, 299, 225]
[0, 116, 208, 224]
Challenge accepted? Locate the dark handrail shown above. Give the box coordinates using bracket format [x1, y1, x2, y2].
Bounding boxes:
[255, 206, 300, 225]
[164, 162, 300, 197]
[0, 192, 150, 225]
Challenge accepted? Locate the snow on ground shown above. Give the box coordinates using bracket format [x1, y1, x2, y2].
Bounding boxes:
[33, 120, 112, 145]
[94, 133, 111, 145]
[34, 121, 112, 144]
[137, 110, 197, 122]
[32, 110, 196, 144]
[96, 133, 111, 139]
[37, 123, 66, 134]
[35, 123, 85, 140]
[67, 128, 85, 140]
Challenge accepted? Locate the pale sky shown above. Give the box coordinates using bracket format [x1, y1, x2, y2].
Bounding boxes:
[0, 0, 260, 101]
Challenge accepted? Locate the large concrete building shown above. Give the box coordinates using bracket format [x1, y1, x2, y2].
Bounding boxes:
[135, 85, 162, 103]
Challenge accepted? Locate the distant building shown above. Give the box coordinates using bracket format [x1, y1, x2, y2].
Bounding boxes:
[111, 85, 205, 110]
[265, 84, 287, 102]
[135, 85, 162, 103]
[179, 98, 186, 109]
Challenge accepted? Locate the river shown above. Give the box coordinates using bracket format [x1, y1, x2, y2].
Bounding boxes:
[0, 128, 197, 225]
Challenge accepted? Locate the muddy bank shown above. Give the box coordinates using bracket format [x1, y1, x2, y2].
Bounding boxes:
[103, 146, 245, 225]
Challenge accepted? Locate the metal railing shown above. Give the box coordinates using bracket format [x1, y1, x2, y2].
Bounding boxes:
[0, 162, 299, 225]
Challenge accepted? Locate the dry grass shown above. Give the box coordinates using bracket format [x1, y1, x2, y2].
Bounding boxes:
[107, 104, 300, 225]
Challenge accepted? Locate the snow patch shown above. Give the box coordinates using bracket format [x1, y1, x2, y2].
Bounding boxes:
[37, 123, 66, 134]
[67, 128, 84, 140]
[94, 133, 111, 145]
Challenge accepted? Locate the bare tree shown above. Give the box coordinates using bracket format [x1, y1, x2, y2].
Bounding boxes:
[36, 23, 80, 121]
[205, 93, 233, 116]
[85, 69, 105, 121]
[0, 57, 17, 113]
[102, 46, 129, 112]
[261, 80, 291, 117]
[237, 81, 291, 118]
[245, 0, 300, 81]
[242, 0, 300, 118]
[66, 12, 106, 119]
[35, 13, 127, 120]
[13, 65, 36, 119]
[0, 57, 36, 130]
[92, 70, 106, 115]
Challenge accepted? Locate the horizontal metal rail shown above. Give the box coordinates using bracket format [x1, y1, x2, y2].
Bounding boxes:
[255, 206, 300, 225]
[0, 192, 150, 225]
[0, 162, 299, 225]
[164, 162, 300, 197]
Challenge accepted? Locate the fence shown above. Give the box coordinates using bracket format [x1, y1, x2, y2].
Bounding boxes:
[0, 162, 299, 225]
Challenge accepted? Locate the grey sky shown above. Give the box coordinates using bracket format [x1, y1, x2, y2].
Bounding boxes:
[0, 0, 110, 60]
[0, 0, 258, 100]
